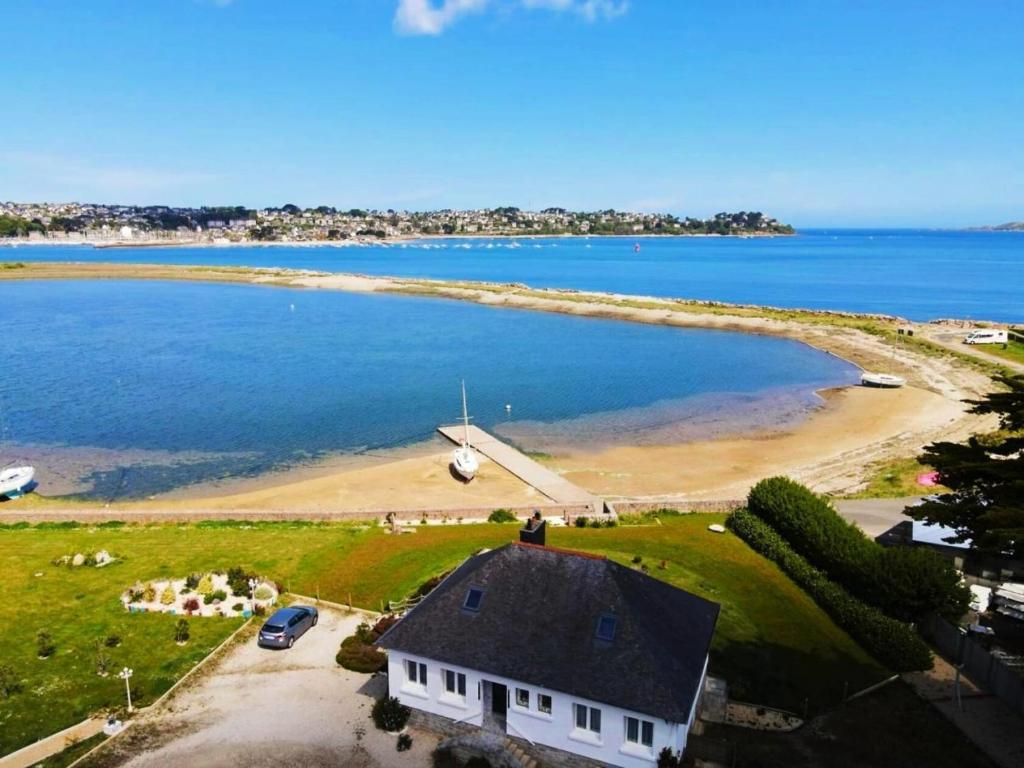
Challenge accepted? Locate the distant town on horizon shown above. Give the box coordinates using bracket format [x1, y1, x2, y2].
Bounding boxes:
[0, 201, 793, 243]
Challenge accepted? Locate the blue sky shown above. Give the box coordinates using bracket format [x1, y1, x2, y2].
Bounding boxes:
[1, 1, 1022, 226]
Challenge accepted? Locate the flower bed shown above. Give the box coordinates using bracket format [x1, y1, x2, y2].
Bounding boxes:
[122, 571, 277, 618]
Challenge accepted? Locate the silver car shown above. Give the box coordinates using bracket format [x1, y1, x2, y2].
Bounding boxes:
[258, 605, 318, 649]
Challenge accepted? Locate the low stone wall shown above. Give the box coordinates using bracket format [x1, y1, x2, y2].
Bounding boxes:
[612, 499, 743, 515]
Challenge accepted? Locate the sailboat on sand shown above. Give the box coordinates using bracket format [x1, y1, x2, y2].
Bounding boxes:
[451, 381, 479, 482]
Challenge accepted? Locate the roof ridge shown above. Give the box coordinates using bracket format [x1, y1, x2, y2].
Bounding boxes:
[514, 541, 606, 561]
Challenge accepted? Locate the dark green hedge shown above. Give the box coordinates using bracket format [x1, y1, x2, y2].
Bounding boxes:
[728, 509, 932, 671]
[747, 477, 967, 622]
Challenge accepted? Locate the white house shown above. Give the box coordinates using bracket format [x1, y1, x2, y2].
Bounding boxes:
[378, 541, 720, 768]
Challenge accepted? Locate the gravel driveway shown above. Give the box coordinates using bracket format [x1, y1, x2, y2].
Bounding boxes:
[89, 606, 435, 768]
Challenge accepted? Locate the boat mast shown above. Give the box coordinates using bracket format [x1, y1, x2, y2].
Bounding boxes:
[461, 380, 471, 448]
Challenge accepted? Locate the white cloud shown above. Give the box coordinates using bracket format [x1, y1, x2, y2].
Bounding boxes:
[393, 0, 628, 35]
[394, 0, 489, 36]
[522, 0, 629, 22]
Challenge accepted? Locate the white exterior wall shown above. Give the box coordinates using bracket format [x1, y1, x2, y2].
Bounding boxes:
[387, 650, 704, 767]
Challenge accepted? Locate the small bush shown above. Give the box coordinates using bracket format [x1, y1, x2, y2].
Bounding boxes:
[182, 597, 200, 614]
[143, 582, 156, 602]
[657, 747, 681, 768]
[254, 584, 274, 601]
[196, 574, 213, 596]
[37, 631, 56, 659]
[204, 589, 227, 605]
[372, 696, 411, 732]
[574, 516, 588, 528]
[175, 619, 190, 644]
[226, 565, 256, 596]
[94, 641, 111, 676]
[373, 615, 399, 636]
[728, 509, 932, 671]
[487, 508, 517, 523]
[105, 635, 121, 648]
[0, 664, 21, 698]
[160, 586, 176, 605]
[632, 555, 643, 565]
[184, 573, 200, 589]
[253, 603, 266, 616]
[603, 518, 617, 527]
[588, 518, 603, 528]
[397, 733, 413, 752]
[337, 623, 387, 673]
[232, 602, 244, 612]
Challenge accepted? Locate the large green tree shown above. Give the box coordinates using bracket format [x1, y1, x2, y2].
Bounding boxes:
[909, 374, 1024, 556]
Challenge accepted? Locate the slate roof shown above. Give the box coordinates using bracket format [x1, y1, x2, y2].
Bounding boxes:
[377, 542, 720, 723]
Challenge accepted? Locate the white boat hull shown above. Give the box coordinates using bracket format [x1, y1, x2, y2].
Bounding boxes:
[861, 373, 906, 388]
[0, 466, 35, 498]
[452, 446, 478, 481]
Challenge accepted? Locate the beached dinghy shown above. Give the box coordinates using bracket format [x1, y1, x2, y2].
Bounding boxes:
[452, 381, 479, 482]
[861, 372, 906, 388]
[0, 466, 35, 498]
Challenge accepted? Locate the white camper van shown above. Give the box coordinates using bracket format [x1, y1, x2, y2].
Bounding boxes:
[964, 329, 1008, 345]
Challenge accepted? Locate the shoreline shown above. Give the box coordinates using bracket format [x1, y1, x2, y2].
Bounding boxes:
[0, 261, 1000, 513]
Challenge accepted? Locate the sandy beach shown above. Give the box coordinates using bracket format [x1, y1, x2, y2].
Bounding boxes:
[0, 262, 1001, 515]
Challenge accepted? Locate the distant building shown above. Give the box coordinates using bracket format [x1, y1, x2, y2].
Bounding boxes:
[378, 542, 719, 768]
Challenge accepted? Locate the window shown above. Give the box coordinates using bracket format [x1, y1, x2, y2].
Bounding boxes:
[463, 587, 485, 611]
[516, 688, 529, 707]
[625, 716, 654, 748]
[573, 703, 601, 734]
[595, 614, 617, 642]
[405, 659, 427, 686]
[443, 669, 466, 697]
[538, 694, 552, 714]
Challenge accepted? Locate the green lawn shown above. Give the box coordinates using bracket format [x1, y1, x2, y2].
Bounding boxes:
[0, 515, 885, 755]
[845, 457, 946, 499]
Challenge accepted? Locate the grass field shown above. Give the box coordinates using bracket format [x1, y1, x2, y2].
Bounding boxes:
[0, 515, 885, 755]
[846, 457, 946, 499]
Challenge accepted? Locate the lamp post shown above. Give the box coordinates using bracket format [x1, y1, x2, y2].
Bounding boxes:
[119, 667, 134, 713]
[248, 577, 258, 613]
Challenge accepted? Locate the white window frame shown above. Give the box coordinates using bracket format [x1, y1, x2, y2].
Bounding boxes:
[404, 659, 427, 686]
[571, 702, 602, 744]
[624, 715, 655, 750]
[538, 694, 552, 714]
[515, 687, 530, 708]
[442, 668, 467, 699]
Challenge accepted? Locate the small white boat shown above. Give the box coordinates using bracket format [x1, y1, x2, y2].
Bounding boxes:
[452, 382, 479, 482]
[861, 372, 906, 388]
[0, 466, 35, 498]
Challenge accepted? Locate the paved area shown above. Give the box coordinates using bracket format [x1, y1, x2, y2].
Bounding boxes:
[438, 424, 601, 508]
[918, 326, 1024, 374]
[904, 655, 1024, 768]
[834, 497, 919, 539]
[87, 607, 436, 768]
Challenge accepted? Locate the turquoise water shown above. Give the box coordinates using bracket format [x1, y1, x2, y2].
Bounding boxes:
[0, 280, 858, 499]
[8, 229, 1023, 321]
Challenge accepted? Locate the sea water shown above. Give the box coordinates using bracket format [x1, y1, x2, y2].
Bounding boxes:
[8, 229, 1023, 321]
[0, 280, 858, 499]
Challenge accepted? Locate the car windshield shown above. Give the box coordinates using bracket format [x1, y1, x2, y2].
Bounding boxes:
[263, 624, 285, 633]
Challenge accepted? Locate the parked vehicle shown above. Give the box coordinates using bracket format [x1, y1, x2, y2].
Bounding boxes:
[257, 605, 318, 649]
[964, 329, 1008, 345]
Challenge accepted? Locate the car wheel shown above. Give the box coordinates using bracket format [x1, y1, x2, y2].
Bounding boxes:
[288, 636, 294, 648]
[312, 615, 318, 626]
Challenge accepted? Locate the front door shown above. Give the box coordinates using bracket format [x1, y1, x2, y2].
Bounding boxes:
[491, 682, 508, 717]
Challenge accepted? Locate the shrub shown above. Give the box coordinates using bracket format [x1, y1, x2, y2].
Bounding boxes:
[196, 574, 213, 596]
[372, 696, 411, 732]
[184, 573, 200, 590]
[413, 572, 450, 599]
[373, 615, 399, 636]
[105, 635, 121, 648]
[487, 508, 517, 523]
[0, 664, 21, 698]
[253, 603, 266, 616]
[337, 622, 388, 673]
[182, 597, 200, 614]
[254, 584, 274, 601]
[226, 565, 257, 596]
[143, 582, 156, 602]
[588, 518, 603, 528]
[747, 477, 967, 622]
[657, 747, 681, 768]
[397, 733, 413, 752]
[603, 518, 617, 527]
[232, 602, 244, 612]
[574, 516, 588, 528]
[36, 631, 56, 659]
[175, 619, 190, 644]
[160, 586, 176, 605]
[94, 641, 111, 676]
[728, 509, 932, 671]
[632, 555, 643, 564]
[204, 589, 227, 605]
